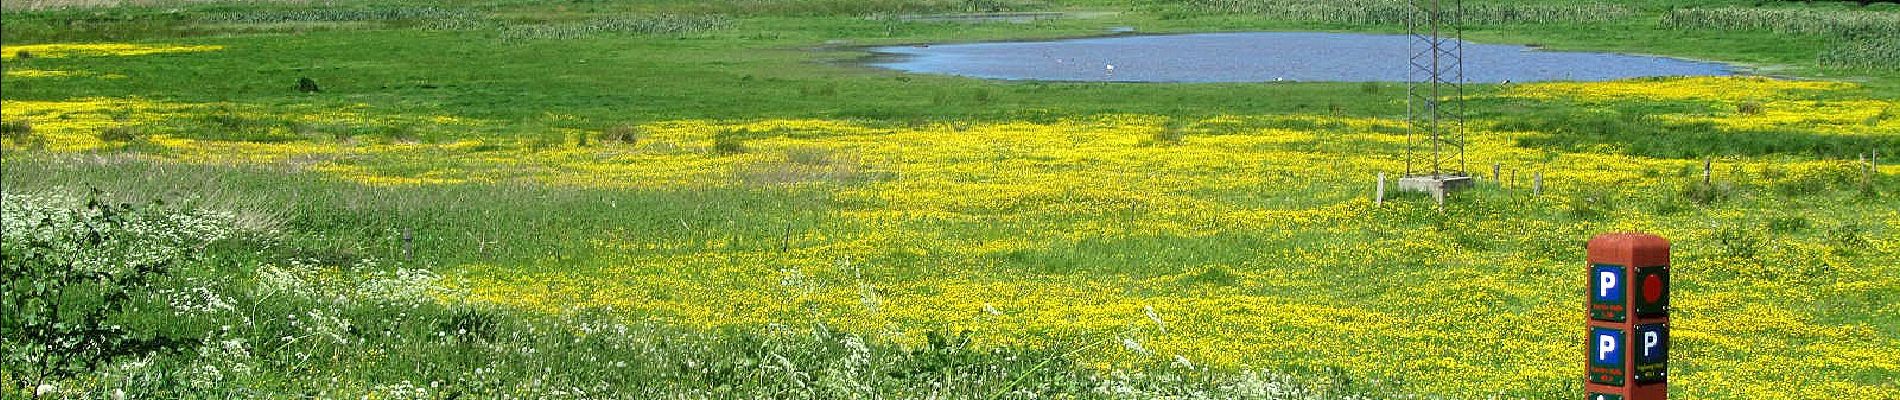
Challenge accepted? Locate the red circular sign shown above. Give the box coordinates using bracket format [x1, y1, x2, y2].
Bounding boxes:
[1642, 274, 1664, 303]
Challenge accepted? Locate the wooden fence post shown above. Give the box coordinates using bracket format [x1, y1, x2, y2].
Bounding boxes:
[1534, 172, 1544, 197]
[1376, 172, 1387, 206]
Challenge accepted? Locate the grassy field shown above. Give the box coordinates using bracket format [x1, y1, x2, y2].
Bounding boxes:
[3, 0, 1898, 398]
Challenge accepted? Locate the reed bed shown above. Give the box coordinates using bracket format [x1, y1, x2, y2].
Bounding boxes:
[676, 0, 1040, 17]
[1177, 0, 1637, 25]
[1820, 35, 1900, 70]
[196, 6, 476, 25]
[496, 14, 734, 42]
[1662, 7, 1900, 37]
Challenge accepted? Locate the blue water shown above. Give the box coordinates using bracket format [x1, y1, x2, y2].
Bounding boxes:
[869, 32, 1736, 83]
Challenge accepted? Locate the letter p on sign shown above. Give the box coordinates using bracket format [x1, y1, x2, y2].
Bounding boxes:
[1600, 271, 1617, 298]
[1644, 331, 1659, 357]
[1592, 327, 1625, 368]
[1600, 334, 1616, 361]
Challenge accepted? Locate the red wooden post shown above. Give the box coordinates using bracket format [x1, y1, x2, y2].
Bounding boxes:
[1586, 233, 1670, 400]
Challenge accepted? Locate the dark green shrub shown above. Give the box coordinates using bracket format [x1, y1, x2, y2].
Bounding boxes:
[1767, 215, 1811, 234]
[1827, 223, 1869, 254]
[2, 191, 216, 391]
[600, 124, 642, 144]
[1150, 119, 1188, 146]
[713, 129, 749, 155]
[1713, 224, 1761, 259]
[1, 120, 36, 145]
[96, 125, 144, 142]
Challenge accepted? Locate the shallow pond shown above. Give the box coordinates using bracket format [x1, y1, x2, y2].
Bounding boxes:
[869, 32, 1737, 83]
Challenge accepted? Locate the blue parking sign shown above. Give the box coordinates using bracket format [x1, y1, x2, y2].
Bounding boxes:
[1593, 264, 1624, 303]
[1633, 324, 1669, 383]
[1589, 326, 1627, 386]
[1590, 264, 1628, 321]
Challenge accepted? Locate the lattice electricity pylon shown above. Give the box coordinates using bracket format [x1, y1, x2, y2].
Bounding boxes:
[1404, 0, 1468, 179]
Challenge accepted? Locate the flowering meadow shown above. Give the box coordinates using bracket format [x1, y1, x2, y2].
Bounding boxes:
[3, 0, 1898, 398]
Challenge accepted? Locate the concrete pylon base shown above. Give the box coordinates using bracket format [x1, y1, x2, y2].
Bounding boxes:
[1397, 174, 1474, 198]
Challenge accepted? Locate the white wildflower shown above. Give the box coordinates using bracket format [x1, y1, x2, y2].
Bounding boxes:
[1173, 355, 1194, 369]
[1120, 336, 1150, 356]
[358, 266, 444, 304]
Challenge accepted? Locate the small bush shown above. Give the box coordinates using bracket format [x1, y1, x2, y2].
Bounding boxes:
[1713, 224, 1761, 259]
[2, 191, 232, 389]
[288, 121, 319, 137]
[1682, 181, 1736, 204]
[1827, 223, 1869, 251]
[713, 129, 749, 155]
[1737, 101, 1765, 115]
[802, 83, 840, 97]
[379, 123, 420, 143]
[106, 108, 135, 122]
[96, 125, 145, 142]
[330, 126, 356, 142]
[1178, 266, 1238, 286]
[1566, 189, 1615, 220]
[600, 124, 643, 144]
[1767, 215, 1811, 234]
[0, 120, 33, 143]
[528, 130, 565, 151]
[1773, 163, 1860, 196]
[1866, 106, 1896, 127]
[1359, 82, 1382, 94]
[438, 306, 505, 342]
[1150, 119, 1188, 146]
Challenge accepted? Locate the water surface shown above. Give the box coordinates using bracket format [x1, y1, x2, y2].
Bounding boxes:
[870, 32, 1736, 83]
